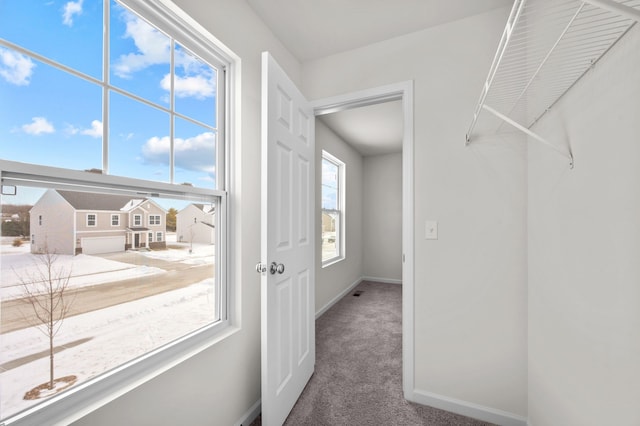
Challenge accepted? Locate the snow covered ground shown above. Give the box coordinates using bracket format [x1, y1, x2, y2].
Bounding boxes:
[0, 236, 216, 420]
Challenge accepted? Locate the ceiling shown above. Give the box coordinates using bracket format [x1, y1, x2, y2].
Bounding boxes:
[318, 101, 403, 156]
[247, 0, 511, 156]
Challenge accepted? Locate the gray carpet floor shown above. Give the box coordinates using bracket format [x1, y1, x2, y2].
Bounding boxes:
[251, 280, 494, 426]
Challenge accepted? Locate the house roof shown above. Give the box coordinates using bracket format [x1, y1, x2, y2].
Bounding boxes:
[56, 190, 148, 211]
[192, 204, 215, 214]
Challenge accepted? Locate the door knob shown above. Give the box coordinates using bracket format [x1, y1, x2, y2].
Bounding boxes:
[270, 262, 285, 275]
[256, 262, 267, 273]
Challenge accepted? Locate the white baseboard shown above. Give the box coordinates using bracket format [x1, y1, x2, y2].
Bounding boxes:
[410, 388, 527, 426]
[362, 276, 402, 285]
[315, 277, 363, 319]
[234, 399, 261, 426]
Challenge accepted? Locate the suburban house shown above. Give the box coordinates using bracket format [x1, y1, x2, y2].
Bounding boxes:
[176, 203, 216, 245]
[1, 1, 638, 426]
[30, 189, 167, 255]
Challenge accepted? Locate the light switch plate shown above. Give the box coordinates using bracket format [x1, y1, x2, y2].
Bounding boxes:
[425, 220, 438, 240]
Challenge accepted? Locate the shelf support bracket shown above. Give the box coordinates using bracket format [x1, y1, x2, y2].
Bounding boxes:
[482, 104, 574, 169]
[582, 0, 640, 23]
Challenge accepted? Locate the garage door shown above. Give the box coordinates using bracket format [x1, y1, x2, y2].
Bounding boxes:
[82, 236, 125, 255]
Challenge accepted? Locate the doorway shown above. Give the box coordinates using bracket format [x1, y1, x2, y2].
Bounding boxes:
[311, 81, 415, 398]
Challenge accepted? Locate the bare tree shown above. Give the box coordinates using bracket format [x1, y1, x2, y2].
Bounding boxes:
[16, 243, 74, 390]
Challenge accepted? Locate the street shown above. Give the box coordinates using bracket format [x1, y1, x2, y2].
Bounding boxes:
[1, 250, 214, 334]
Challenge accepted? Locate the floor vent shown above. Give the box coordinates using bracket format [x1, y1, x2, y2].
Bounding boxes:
[353, 291, 363, 297]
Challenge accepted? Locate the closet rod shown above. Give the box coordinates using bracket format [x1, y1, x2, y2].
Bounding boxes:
[465, 0, 526, 144]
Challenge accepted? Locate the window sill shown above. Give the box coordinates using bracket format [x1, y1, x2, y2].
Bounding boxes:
[5, 323, 240, 426]
[322, 256, 345, 269]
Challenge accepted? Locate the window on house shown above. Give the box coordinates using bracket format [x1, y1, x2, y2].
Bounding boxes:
[321, 151, 345, 265]
[0, 0, 233, 423]
[148, 232, 153, 243]
[38, 215, 42, 226]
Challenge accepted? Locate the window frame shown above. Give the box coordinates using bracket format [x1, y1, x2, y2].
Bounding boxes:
[0, 0, 240, 424]
[86, 213, 97, 227]
[156, 231, 163, 242]
[321, 150, 346, 267]
[111, 214, 120, 226]
[149, 214, 161, 226]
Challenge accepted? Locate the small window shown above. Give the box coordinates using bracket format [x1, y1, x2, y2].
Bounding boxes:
[149, 214, 161, 225]
[38, 215, 42, 225]
[111, 214, 120, 226]
[321, 151, 345, 266]
[134, 215, 142, 226]
[156, 232, 163, 242]
[148, 232, 153, 243]
[87, 214, 97, 227]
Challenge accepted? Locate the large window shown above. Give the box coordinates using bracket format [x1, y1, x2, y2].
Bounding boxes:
[0, 1, 233, 424]
[321, 151, 345, 265]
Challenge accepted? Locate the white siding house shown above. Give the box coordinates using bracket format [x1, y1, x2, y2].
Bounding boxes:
[176, 203, 215, 245]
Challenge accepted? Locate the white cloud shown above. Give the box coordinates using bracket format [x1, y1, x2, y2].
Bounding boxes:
[62, 0, 83, 26]
[160, 73, 215, 100]
[0, 48, 36, 86]
[22, 117, 55, 135]
[64, 120, 102, 138]
[142, 132, 216, 175]
[81, 120, 103, 138]
[112, 12, 170, 79]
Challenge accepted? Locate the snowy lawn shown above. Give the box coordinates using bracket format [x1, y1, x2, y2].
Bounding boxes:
[0, 279, 216, 420]
[143, 241, 215, 265]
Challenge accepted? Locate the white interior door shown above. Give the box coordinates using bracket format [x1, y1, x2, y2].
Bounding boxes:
[260, 51, 315, 426]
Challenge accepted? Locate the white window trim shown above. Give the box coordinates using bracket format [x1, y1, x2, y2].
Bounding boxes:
[133, 214, 142, 227]
[87, 213, 97, 227]
[111, 214, 120, 226]
[321, 150, 346, 268]
[0, 0, 241, 423]
[156, 231, 163, 242]
[149, 214, 161, 226]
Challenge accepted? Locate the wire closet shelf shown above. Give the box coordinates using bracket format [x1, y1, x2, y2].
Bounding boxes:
[466, 0, 640, 168]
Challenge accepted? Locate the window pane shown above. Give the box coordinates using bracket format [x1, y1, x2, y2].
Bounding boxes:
[174, 44, 217, 127]
[0, 185, 217, 420]
[321, 211, 339, 262]
[0, 0, 103, 79]
[321, 158, 338, 210]
[0, 50, 103, 171]
[110, 1, 170, 106]
[174, 117, 217, 188]
[109, 91, 170, 181]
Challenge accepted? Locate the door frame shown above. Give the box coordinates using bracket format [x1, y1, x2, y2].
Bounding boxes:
[310, 80, 415, 399]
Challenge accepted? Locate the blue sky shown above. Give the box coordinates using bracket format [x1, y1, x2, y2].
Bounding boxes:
[0, 0, 218, 205]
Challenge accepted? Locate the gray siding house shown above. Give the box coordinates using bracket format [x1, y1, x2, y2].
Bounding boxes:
[30, 189, 167, 255]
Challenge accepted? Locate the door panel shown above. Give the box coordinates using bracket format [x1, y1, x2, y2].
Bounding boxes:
[260, 52, 315, 426]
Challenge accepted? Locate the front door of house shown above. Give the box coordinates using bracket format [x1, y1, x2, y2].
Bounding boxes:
[259, 51, 315, 426]
[134, 234, 139, 248]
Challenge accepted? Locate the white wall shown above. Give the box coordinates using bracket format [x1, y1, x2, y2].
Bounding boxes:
[303, 7, 528, 422]
[362, 153, 402, 282]
[315, 120, 364, 313]
[528, 25, 640, 426]
[72, 1, 301, 425]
